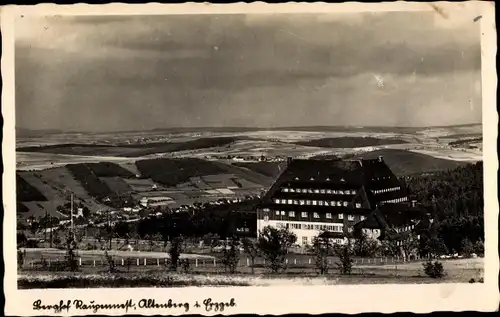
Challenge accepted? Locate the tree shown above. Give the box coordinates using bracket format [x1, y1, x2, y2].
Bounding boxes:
[309, 232, 334, 275]
[168, 236, 183, 272]
[17, 249, 25, 270]
[420, 234, 448, 259]
[461, 237, 474, 258]
[333, 238, 354, 275]
[241, 237, 259, 274]
[220, 236, 240, 274]
[474, 239, 484, 256]
[399, 232, 420, 262]
[64, 231, 79, 272]
[257, 226, 297, 273]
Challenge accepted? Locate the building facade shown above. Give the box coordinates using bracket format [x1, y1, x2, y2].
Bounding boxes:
[256, 156, 431, 246]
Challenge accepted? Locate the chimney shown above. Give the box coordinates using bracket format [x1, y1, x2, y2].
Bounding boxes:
[378, 156, 383, 162]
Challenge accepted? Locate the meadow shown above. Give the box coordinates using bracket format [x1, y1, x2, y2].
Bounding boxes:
[18, 257, 484, 289]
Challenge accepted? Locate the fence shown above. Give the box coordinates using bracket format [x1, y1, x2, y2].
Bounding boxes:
[23, 255, 419, 271]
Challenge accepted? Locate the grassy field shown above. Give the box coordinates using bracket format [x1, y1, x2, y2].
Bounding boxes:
[18, 258, 484, 289]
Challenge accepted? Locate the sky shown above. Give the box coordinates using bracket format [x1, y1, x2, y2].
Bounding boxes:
[15, 11, 482, 132]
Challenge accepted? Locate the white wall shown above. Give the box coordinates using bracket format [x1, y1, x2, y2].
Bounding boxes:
[257, 219, 345, 246]
[257, 219, 382, 246]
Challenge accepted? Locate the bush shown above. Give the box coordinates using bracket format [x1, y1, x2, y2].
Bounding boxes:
[423, 260, 445, 278]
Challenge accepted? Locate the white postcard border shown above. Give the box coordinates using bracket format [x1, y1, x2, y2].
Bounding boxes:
[2, 2, 498, 315]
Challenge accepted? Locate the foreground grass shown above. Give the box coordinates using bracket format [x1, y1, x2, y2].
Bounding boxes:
[18, 264, 483, 289]
[18, 272, 252, 289]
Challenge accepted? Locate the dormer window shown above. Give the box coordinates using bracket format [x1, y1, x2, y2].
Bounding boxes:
[340, 178, 345, 182]
[345, 190, 350, 195]
[324, 201, 329, 206]
[355, 203, 361, 208]
[281, 199, 286, 204]
[310, 177, 315, 181]
[295, 177, 300, 180]
[352, 190, 357, 195]
[326, 177, 330, 181]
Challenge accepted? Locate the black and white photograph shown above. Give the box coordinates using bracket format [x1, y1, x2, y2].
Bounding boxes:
[2, 2, 498, 315]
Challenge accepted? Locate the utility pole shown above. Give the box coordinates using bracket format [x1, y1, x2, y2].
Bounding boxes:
[44, 209, 48, 244]
[70, 193, 74, 239]
[107, 209, 112, 250]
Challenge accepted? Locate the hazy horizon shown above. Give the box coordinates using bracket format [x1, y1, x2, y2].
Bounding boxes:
[16, 12, 482, 132]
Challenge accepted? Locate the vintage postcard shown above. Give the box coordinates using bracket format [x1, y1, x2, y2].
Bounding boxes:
[2, 1, 498, 315]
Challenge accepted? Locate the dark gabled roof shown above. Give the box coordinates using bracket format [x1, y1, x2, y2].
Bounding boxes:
[259, 157, 407, 211]
[276, 158, 362, 183]
[353, 203, 434, 240]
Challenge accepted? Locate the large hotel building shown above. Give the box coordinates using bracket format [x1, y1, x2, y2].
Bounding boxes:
[256, 157, 433, 246]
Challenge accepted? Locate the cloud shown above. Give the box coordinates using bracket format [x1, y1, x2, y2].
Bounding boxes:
[15, 11, 482, 131]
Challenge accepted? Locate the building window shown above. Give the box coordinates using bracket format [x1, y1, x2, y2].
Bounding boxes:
[302, 236, 308, 245]
[290, 188, 295, 193]
[339, 190, 344, 195]
[282, 188, 289, 192]
[293, 200, 298, 205]
[318, 201, 324, 206]
[337, 201, 342, 206]
[348, 215, 354, 221]
[281, 199, 286, 204]
[289, 211, 295, 217]
[264, 215, 269, 221]
[343, 201, 348, 207]
[320, 189, 326, 194]
[345, 190, 350, 195]
[301, 212, 308, 218]
[275, 210, 280, 216]
[313, 212, 320, 219]
[360, 215, 366, 220]
[355, 203, 361, 208]
[324, 201, 330, 206]
[263, 208, 270, 212]
[326, 213, 332, 219]
[312, 200, 318, 206]
[306, 200, 311, 205]
[274, 199, 280, 204]
[338, 213, 344, 220]
[287, 199, 293, 204]
[281, 211, 286, 216]
[299, 200, 305, 205]
[352, 190, 357, 195]
[326, 189, 332, 194]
